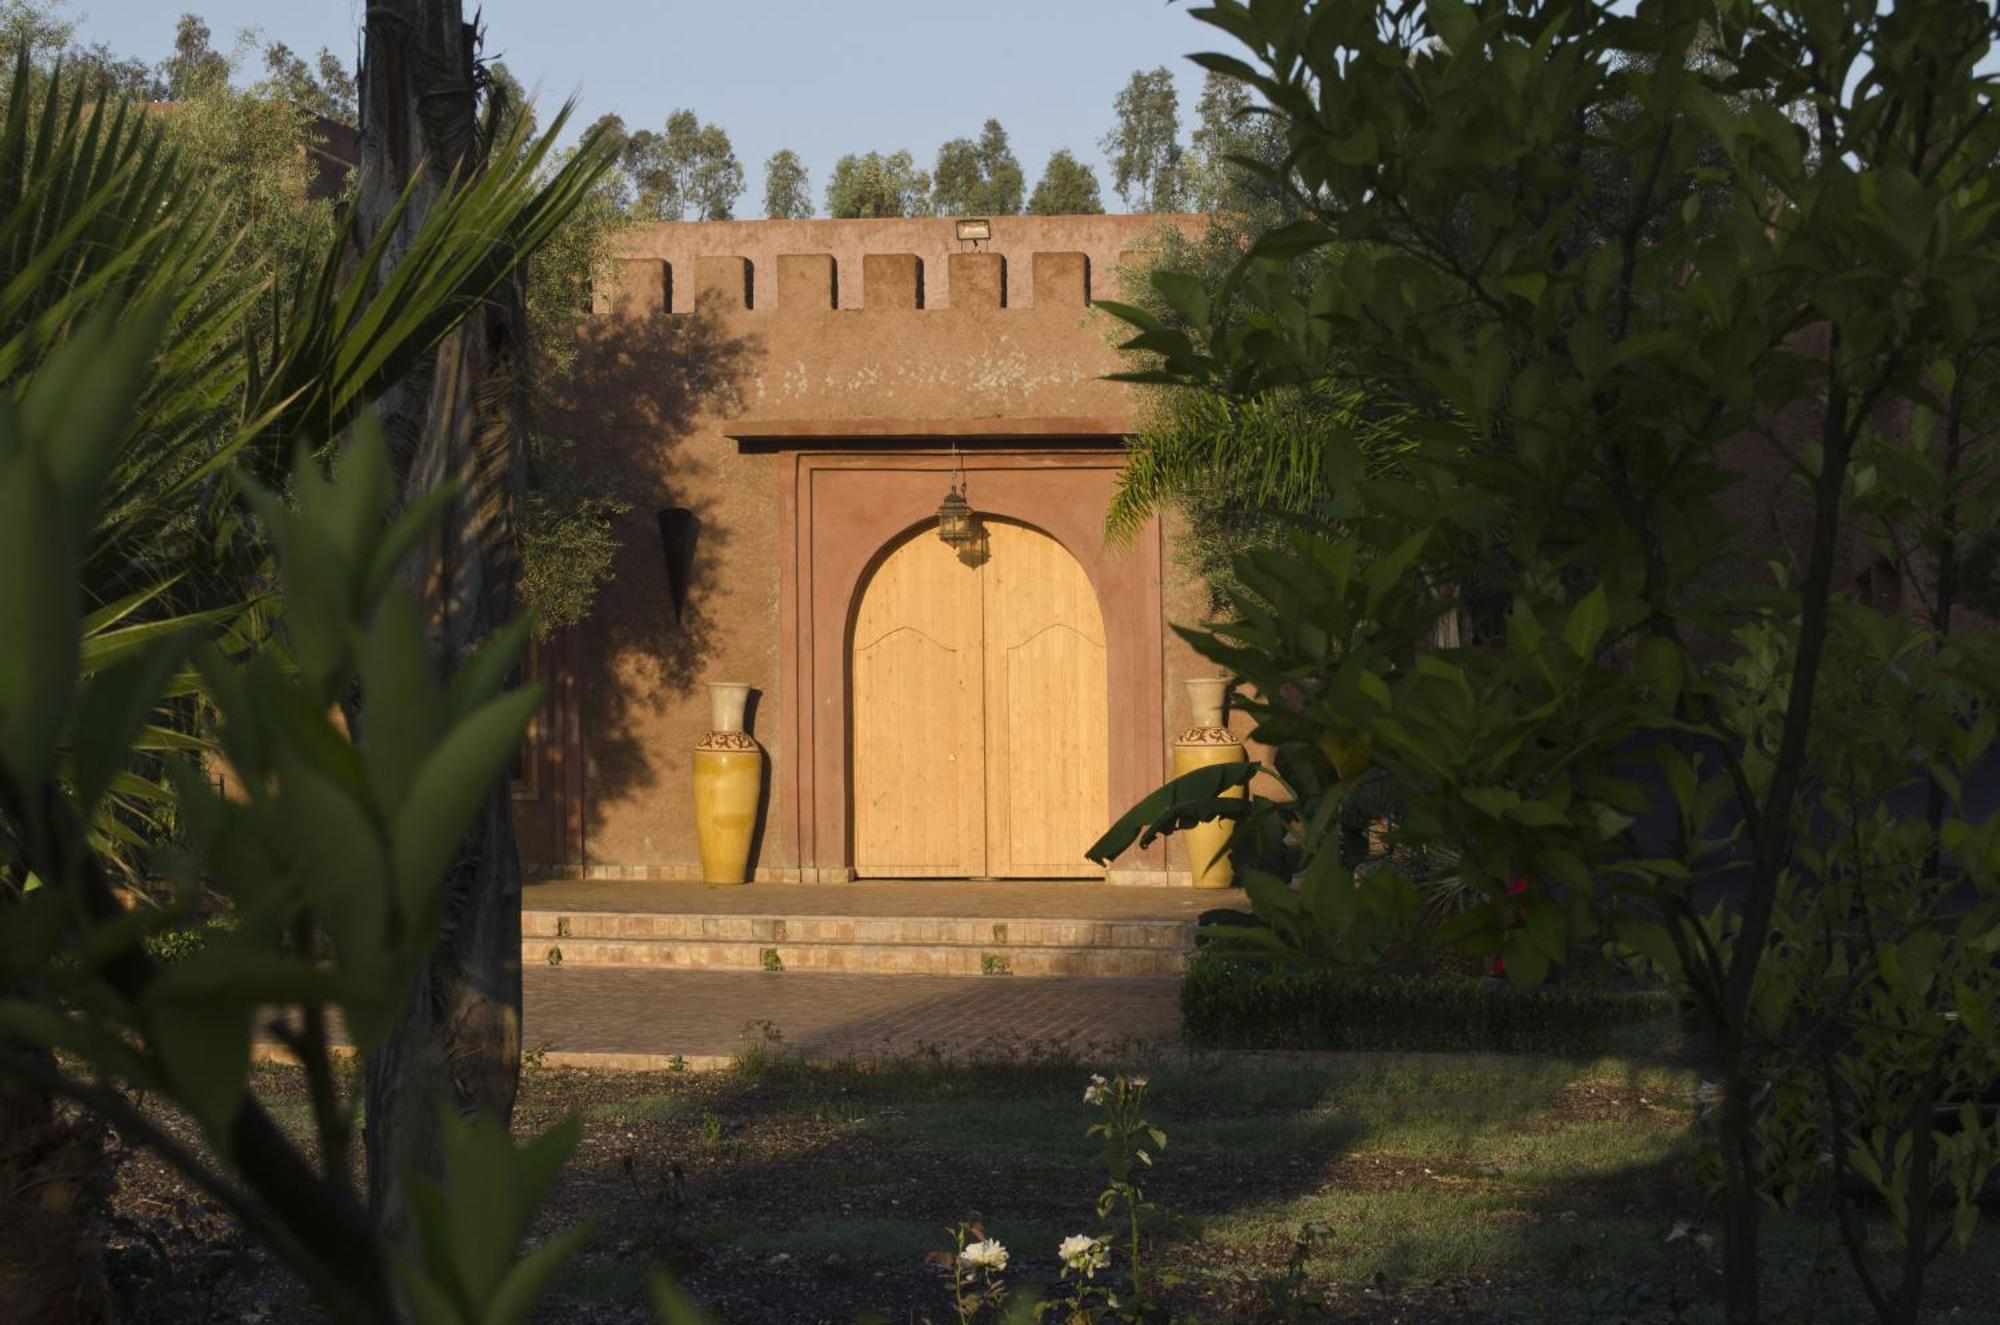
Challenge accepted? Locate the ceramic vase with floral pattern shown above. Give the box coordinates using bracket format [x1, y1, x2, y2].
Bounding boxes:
[692, 682, 762, 884]
[1171, 677, 1246, 888]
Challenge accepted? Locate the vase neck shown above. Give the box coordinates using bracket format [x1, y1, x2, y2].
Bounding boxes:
[1184, 677, 1227, 729]
[707, 683, 750, 733]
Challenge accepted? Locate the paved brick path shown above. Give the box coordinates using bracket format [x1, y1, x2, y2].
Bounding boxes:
[521, 967, 1183, 1070]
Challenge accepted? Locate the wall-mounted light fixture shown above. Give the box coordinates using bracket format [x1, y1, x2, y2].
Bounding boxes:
[657, 507, 697, 620]
[955, 217, 991, 248]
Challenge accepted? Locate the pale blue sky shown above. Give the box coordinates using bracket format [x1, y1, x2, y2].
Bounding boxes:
[63, 0, 1237, 213]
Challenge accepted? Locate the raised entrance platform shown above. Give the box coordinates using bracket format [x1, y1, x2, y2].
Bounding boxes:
[521, 879, 1210, 978]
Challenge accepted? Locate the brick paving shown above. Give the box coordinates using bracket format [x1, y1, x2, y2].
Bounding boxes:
[521, 967, 1183, 1070]
[522, 878, 1216, 921]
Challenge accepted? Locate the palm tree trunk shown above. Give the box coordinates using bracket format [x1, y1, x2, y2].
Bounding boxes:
[0, 1029, 111, 1324]
[355, 0, 529, 1250]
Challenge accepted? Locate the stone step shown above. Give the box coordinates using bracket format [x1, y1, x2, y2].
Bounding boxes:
[523, 937, 1186, 977]
[519, 910, 1195, 978]
[522, 910, 1193, 949]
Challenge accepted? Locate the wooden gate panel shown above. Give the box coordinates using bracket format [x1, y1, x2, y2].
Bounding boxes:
[850, 532, 985, 876]
[980, 522, 1109, 878]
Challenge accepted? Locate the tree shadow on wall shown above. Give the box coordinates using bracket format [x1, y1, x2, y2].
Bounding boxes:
[544, 301, 760, 850]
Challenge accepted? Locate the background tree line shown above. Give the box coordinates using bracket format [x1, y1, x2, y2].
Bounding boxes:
[581, 62, 1262, 220]
[4, 0, 1277, 224]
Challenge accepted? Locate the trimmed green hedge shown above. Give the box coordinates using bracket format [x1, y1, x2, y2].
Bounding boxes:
[1180, 949, 1677, 1056]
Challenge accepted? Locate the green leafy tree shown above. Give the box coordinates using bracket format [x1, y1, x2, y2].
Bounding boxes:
[0, 1, 160, 103]
[763, 146, 811, 218]
[0, 332, 589, 1323]
[825, 148, 933, 218]
[160, 10, 227, 99]
[1027, 148, 1103, 215]
[931, 135, 982, 214]
[1102, 66, 1184, 212]
[1093, 2, 2000, 1322]
[0, 20, 610, 1310]
[0, 0, 70, 66]
[70, 39, 161, 99]
[1184, 69, 1285, 216]
[518, 163, 628, 636]
[162, 72, 339, 282]
[1107, 62, 1347, 610]
[586, 110, 627, 158]
[685, 121, 743, 221]
[625, 107, 742, 220]
[973, 119, 1023, 213]
[261, 38, 355, 120]
[485, 59, 536, 140]
[584, 112, 633, 209]
[934, 118, 1022, 215]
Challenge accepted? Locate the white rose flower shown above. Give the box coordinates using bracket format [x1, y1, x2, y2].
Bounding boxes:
[959, 1238, 1009, 1272]
[1083, 1073, 1109, 1105]
[1058, 1233, 1111, 1278]
[1129, 1074, 1149, 1089]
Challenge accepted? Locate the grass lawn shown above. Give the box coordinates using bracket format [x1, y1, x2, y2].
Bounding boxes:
[108, 1046, 2000, 1324]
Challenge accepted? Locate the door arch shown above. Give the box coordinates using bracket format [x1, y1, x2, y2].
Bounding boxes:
[849, 519, 1109, 878]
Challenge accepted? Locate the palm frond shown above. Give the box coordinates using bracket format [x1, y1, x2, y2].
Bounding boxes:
[0, 51, 613, 884]
[1107, 384, 1414, 544]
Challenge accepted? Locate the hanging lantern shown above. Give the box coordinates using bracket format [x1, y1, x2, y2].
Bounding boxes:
[928, 444, 976, 564]
[935, 473, 977, 556]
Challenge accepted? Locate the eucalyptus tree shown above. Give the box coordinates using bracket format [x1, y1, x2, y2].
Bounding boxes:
[1102, 66, 1184, 211]
[826, 148, 933, 218]
[1027, 148, 1103, 215]
[763, 147, 811, 219]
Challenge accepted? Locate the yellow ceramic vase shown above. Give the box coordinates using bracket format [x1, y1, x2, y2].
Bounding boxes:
[692, 682, 763, 884]
[1173, 677, 1246, 889]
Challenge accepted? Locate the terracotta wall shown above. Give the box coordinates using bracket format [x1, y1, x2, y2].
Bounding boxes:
[533, 213, 1219, 881]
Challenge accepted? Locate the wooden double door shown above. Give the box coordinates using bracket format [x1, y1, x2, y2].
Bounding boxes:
[850, 520, 1110, 878]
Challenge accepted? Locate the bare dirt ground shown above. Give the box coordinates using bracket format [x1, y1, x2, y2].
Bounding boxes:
[93, 1054, 2000, 1325]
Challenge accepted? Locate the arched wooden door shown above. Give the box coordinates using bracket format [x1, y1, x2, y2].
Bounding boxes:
[850, 521, 1109, 878]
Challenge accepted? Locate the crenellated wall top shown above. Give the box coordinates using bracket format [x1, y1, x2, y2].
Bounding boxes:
[593, 213, 1204, 317]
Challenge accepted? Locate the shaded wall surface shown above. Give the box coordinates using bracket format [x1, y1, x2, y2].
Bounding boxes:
[522, 213, 1222, 882]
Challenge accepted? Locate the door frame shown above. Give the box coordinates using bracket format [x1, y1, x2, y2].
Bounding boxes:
[776, 446, 1168, 883]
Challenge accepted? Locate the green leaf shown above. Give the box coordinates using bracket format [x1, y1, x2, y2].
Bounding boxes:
[1151, 269, 1210, 328]
[482, 1222, 593, 1325]
[1562, 587, 1611, 660]
[391, 688, 544, 914]
[1085, 762, 1258, 864]
[1424, 0, 1480, 52]
[148, 1004, 250, 1143]
[1330, 123, 1378, 165]
[1247, 219, 1337, 262]
[0, 447, 76, 787]
[442, 615, 534, 725]
[649, 1272, 718, 1325]
[19, 307, 167, 513]
[359, 594, 443, 809]
[70, 633, 190, 816]
[1954, 1198, 1979, 1251]
[1635, 637, 1682, 709]
[1499, 270, 1547, 305]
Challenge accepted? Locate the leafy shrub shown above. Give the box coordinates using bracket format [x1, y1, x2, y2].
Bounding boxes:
[140, 915, 238, 965]
[1179, 949, 1675, 1056]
